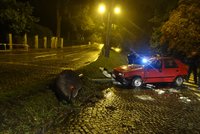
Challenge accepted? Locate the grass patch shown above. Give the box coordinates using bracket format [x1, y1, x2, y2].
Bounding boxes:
[77, 50, 127, 78]
[0, 50, 127, 133]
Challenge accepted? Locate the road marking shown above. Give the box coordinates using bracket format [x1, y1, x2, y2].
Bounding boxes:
[34, 54, 57, 58]
[0, 61, 72, 70]
[64, 53, 75, 57]
[194, 93, 200, 101]
[71, 58, 81, 61]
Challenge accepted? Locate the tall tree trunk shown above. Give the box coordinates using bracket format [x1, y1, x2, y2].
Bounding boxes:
[56, 0, 62, 38]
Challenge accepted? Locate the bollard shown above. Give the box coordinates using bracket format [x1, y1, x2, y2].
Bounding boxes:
[43, 37, 47, 48]
[24, 33, 28, 51]
[55, 37, 58, 49]
[60, 38, 63, 48]
[9, 33, 12, 50]
[51, 37, 55, 48]
[35, 35, 38, 49]
[4, 43, 6, 50]
[24, 33, 27, 45]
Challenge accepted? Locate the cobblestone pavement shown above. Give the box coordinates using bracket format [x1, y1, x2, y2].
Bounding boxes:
[50, 87, 200, 134]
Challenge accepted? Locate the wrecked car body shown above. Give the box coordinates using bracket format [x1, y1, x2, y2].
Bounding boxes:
[112, 57, 188, 88]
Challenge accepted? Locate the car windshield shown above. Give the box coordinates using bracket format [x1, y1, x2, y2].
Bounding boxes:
[143, 58, 155, 66]
[144, 58, 162, 69]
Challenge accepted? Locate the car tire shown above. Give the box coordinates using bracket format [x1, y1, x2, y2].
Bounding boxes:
[174, 76, 184, 86]
[131, 77, 143, 88]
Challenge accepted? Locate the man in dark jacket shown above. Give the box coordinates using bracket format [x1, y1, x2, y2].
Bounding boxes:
[198, 54, 200, 89]
[187, 51, 198, 84]
[198, 70, 200, 89]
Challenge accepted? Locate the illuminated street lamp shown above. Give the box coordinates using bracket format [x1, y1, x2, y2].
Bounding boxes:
[98, 3, 121, 57]
[98, 4, 106, 14]
[114, 7, 121, 14]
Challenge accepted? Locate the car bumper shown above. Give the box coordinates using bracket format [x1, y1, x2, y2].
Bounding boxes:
[112, 73, 130, 86]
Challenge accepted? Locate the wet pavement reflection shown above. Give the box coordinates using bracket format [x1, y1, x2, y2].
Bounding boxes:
[50, 84, 200, 133]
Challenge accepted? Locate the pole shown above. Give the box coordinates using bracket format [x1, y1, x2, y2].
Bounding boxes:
[105, 11, 112, 57]
[104, 0, 114, 58]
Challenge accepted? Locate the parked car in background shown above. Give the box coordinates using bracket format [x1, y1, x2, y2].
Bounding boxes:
[112, 57, 188, 88]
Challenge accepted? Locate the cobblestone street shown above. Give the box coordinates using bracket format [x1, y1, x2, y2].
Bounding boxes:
[50, 87, 200, 134]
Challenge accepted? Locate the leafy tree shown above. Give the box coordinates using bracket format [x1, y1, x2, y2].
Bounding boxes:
[149, 0, 179, 54]
[56, 0, 93, 39]
[0, 0, 38, 35]
[70, 5, 95, 41]
[110, 24, 123, 47]
[61, 1, 104, 43]
[29, 23, 53, 37]
[56, 0, 71, 38]
[160, 0, 200, 55]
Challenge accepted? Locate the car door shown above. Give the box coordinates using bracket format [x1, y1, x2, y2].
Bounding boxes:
[161, 58, 179, 82]
[144, 59, 165, 83]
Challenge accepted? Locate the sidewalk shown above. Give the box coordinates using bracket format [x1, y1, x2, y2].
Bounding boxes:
[184, 81, 200, 92]
[184, 74, 200, 91]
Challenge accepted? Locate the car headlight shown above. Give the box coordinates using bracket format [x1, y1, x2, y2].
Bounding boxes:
[118, 73, 124, 76]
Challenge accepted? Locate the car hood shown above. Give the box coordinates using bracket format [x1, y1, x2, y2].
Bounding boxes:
[114, 64, 144, 72]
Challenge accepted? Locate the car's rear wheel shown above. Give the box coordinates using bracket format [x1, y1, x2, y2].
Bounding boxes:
[174, 76, 184, 86]
[131, 77, 143, 88]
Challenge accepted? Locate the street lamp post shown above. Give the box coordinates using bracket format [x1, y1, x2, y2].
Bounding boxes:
[98, 2, 121, 57]
[105, 3, 112, 57]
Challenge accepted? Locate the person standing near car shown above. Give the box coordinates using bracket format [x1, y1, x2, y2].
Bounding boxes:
[187, 51, 198, 84]
[198, 68, 200, 90]
[197, 51, 200, 89]
[127, 49, 139, 64]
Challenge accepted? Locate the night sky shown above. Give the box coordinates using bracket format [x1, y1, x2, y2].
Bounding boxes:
[16, 0, 178, 42]
[21, 0, 159, 34]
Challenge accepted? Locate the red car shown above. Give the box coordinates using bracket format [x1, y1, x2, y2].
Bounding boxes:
[112, 57, 188, 87]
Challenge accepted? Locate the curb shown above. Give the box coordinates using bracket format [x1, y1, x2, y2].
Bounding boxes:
[184, 82, 200, 92]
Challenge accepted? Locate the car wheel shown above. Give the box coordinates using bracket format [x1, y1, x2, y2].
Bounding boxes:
[174, 76, 184, 86]
[131, 77, 143, 88]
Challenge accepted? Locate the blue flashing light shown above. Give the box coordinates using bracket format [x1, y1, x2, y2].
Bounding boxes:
[142, 58, 148, 64]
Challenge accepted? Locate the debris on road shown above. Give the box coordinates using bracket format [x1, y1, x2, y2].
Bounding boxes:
[168, 88, 180, 93]
[135, 95, 155, 101]
[145, 84, 156, 89]
[153, 88, 180, 95]
[90, 67, 120, 85]
[154, 89, 165, 94]
[99, 67, 112, 78]
[179, 96, 191, 103]
[112, 80, 122, 85]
